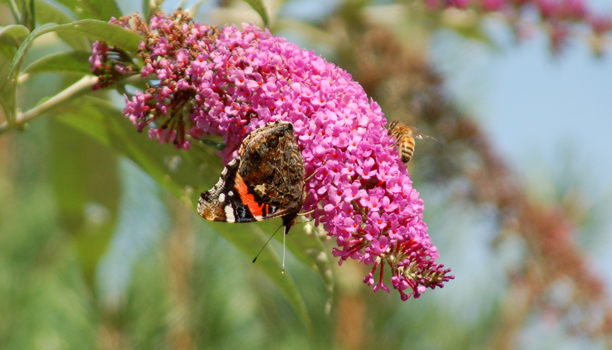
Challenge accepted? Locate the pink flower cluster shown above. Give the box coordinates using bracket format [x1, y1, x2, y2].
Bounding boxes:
[89, 41, 134, 90]
[91, 12, 453, 300]
[427, 0, 612, 54]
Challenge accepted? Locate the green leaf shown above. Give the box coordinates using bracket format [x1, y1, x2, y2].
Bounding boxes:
[185, 0, 211, 17]
[49, 117, 121, 289]
[0, 25, 30, 58]
[205, 221, 312, 330]
[451, 23, 496, 48]
[54, 0, 122, 20]
[0, 25, 29, 124]
[35, 0, 90, 51]
[273, 18, 337, 49]
[21, 0, 35, 30]
[0, 0, 21, 23]
[241, 0, 269, 26]
[23, 51, 92, 76]
[142, 0, 151, 22]
[51, 96, 322, 328]
[287, 225, 334, 313]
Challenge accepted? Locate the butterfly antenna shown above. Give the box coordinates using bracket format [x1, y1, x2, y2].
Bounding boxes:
[252, 223, 283, 264]
[282, 228, 286, 274]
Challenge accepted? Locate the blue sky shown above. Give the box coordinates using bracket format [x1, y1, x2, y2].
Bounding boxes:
[481, 23, 612, 194]
[430, 2, 612, 196]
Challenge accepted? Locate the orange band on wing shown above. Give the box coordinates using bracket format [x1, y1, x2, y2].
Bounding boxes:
[234, 173, 265, 217]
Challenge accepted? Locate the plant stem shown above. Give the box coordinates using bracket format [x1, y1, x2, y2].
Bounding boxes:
[8, 0, 20, 23]
[0, 75, 99, 135]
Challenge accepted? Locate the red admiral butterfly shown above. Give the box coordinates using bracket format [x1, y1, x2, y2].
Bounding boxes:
[198, 121, 307, 268]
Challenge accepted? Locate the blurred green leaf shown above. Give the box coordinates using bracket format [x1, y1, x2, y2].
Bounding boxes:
[0, 0, 21, 23]
[0, 25, 29, 124]
[205, 221, 312, 330]
[49, 118, 121, 289]
[54, 0, 122, 20]
[142, 0, 151, 21]
[273, 19, 337, 48]
[241, 0, 269, 26]
[21, 0, 35, 30]
[51, 96, 321, 328]
[287, 226, 334, 312]
[250, 220, 335, 313]
[437, 11, 497, 48]
[451, 24, 496, 48]
[0, 25, 29, 59]
[35, 0, 90, 51]
[185, 0, 211, 17]
[23, 51, 92, 76]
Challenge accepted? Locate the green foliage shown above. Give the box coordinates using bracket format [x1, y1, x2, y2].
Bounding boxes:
[53, 0, 122, 21]
[0, 25, 29, 124]
[241, 0, 269, 26]
[34, 0, 91, 50]
[23, 50, 93, 76]
[49, 118, 121, 288]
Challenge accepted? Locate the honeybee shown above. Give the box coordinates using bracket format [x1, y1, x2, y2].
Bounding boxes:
[388, 121, 437, 163]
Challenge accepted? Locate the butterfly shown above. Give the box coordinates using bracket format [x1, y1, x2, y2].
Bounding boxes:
[198, 121, 307, 270]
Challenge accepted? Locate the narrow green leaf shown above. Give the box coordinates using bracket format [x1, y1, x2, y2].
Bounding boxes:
[248, 219, 334, 312]
[288, 225, 334, 312]
[142, 0, 151, 22]
[49, 118, 121, 289]
[0, 25, 29, 124]
[273, 18, 337, 48]
[441, 17, 497, 49]
[23, 51, 92, 76]
[0, 0, 21, 23]
[206, 221, 312, 330]
[185, 0, 211, 17]
[54, 0, 122, 20]
[241, 0, 269, 26]
[8, 22, 55, 88]
[0, 25, 29, 58]
[35, 0, 90, 51]
[21, 0, 35, 30]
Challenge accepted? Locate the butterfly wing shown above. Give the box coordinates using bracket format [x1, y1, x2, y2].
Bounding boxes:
[198, 157, 283, 223]
[198, 121, 306, 237]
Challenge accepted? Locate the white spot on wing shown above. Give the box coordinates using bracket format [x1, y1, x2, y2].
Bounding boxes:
[228, 190, 234, 196]
[221, 167, 228, 176]
[224, 205, 235, 223]
[215, 177, 223, 187]
[219, 193, 226, 202]
[228, 158, 238, 166]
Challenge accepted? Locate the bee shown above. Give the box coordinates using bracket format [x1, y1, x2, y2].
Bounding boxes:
[388, 121, 437, 163]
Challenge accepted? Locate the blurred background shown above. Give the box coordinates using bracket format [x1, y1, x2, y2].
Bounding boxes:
[1, 0, 612, 349]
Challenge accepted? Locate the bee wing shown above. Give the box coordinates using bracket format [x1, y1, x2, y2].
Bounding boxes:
[413, 132, 438, 142]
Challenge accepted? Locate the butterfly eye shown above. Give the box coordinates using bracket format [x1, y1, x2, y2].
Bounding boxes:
[268, 137, 279, 148]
